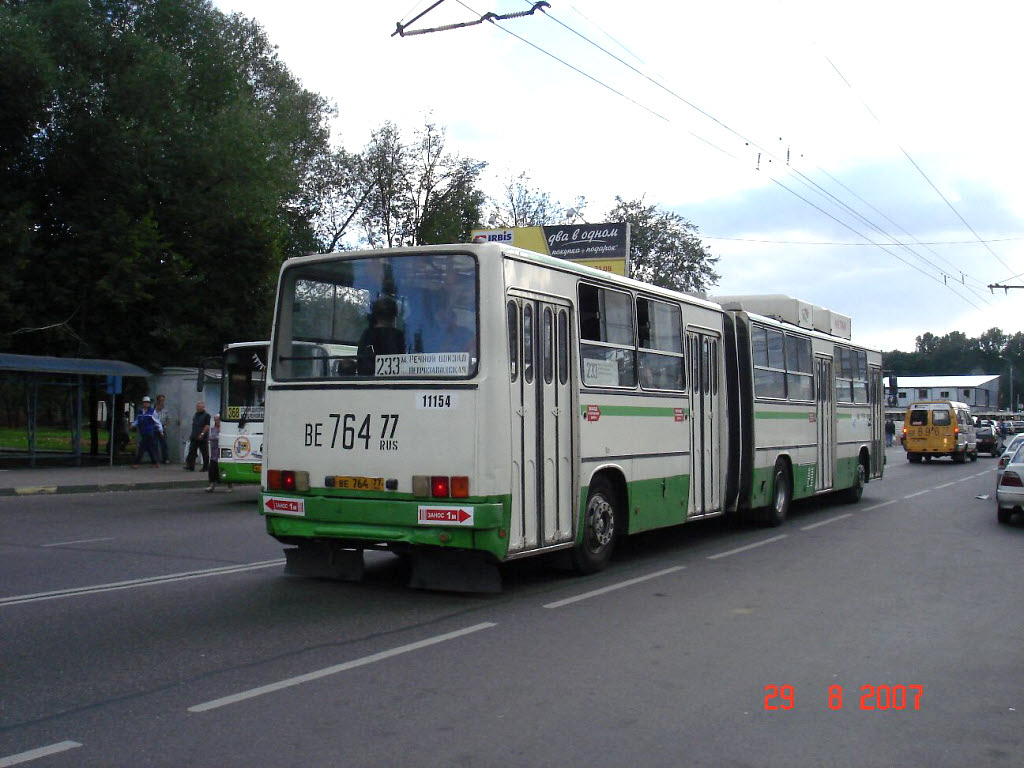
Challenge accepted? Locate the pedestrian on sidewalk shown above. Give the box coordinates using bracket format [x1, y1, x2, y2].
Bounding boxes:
[130, 395, 163, 468]
[885, 417, 896, 447]
[154, 393, 171, 464]
[206, 414, 233, 492]
[184, 400, 211, 472]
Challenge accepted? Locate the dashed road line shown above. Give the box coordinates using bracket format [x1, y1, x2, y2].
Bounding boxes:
[862, 500, 898, 511]
[707, 535, 787, 560]
[903, 489, 931, 499]
[0, 559, 285, 607]
[41, 537, 116, 548]
[0, 741, 82, 767]
[188, 622, 497, 713]
[543, 566, 685, 609]
[800, 513, 853, 531]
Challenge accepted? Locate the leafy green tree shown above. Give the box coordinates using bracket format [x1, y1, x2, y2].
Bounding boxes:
[486, 173, 586, 227]
[0, 0, 332, 366]
[606, 196, 719, 293]
[358, 118, 486, 248]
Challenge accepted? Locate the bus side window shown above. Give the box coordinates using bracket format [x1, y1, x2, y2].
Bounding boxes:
[543, 308, 554, 385]
[507, 300, 519, 383]
[558, 310, 569, 386]
[523, 303, 534, 384]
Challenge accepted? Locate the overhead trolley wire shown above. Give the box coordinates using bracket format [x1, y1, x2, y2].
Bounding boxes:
[823, 54, 1017, 279]
[523, 2, 988, 306]
[520, 2, 991, 309]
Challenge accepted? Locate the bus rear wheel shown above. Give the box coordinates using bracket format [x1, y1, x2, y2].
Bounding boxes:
[908, 453, 922, 463]
[572, 477, 618, 574]
[764, 462, 791, 527]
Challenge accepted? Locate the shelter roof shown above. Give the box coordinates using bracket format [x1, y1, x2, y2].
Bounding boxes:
[0, 353, 150, 377]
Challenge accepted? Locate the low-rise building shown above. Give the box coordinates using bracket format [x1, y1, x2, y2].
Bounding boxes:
[892, 374, 1000, 410]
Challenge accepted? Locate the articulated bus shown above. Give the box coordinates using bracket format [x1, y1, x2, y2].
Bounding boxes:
[205, 341, 268, 485]
[260, 244, 883, 590]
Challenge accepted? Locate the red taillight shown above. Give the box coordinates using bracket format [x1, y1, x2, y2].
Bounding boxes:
[1001, 471, 1023, 487]
[266, 469, 309, 491]
[431, 476, 450, 497]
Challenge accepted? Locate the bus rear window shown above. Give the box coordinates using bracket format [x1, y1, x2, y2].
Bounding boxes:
[273, 253, 478, 380]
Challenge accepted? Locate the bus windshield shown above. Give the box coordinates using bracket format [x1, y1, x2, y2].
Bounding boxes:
[274, 252, 478, 380]
[223, 345, 267, 422]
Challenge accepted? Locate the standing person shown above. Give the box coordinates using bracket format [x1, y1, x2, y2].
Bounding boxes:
[130, 395, 162, 468]
[205, 414, 233, 492]
[184, 400, 212, 472]
[884, 417, 896, 447]
[154, 394, 170, 464]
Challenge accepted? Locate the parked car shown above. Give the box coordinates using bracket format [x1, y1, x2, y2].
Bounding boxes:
[976, 424, 1005, 456]
[996, 434, 1024, 485]
[996, 442, 1024, 523]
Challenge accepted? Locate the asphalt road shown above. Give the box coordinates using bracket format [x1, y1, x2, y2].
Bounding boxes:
[1, 450, 1021, 767]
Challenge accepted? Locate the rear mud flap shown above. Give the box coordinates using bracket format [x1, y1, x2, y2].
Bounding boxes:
[284, 543, 365, 581]
[408, 550, 502, 594]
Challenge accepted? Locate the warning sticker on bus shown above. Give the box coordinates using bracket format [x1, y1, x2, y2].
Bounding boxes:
[376, 353, 470, 377]
[417, 505, 474, 526]
[263, 496, 305, 517]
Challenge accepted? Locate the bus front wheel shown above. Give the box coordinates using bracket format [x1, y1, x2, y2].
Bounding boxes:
[842, 458, 866, 503]
[572, 477, 618, 574]
[765, 462, 791, 527]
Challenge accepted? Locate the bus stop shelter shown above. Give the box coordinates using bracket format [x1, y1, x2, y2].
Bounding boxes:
[0, 353, 150, 467]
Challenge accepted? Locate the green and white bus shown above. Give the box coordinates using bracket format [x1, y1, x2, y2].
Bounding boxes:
[213, 341, 268, 485]
[260, 244, 883, 590]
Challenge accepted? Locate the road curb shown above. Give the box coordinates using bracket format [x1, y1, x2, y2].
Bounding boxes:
[1, 480, 211, 497]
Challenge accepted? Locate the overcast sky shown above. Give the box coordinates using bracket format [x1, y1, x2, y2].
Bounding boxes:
[216, 0, 1024, 355]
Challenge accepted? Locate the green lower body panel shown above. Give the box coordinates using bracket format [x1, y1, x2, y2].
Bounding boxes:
[261, 492, 511, 561]
[219, 461, 262, 485]
[749, 456, 862, 507]
[624, 475, 690, 533]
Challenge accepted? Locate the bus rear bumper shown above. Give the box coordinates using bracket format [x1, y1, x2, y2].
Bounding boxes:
[260, 493, 509, 560]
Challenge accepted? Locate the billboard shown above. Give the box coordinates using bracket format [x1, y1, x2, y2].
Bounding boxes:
[470, 222, 630, 277]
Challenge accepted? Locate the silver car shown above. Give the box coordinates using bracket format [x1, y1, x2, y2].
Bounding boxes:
[996, 434, 1024, 485]
[996, 442, 1024, 524]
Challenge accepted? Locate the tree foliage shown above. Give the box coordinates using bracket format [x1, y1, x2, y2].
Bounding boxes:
[0, 0, 332, 366]
[486, 173, 586, 227]
[606, 197, 719, 294]
[345, 119, 486, 249]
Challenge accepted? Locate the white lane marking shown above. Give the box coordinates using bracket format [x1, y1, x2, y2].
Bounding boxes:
[0, 741, 82, 767]
[708, 535, 788, 560]
[903, 490, 931, 499]
[0, 560, 285, 607]
[862, 500, 898, 512]
[188, 622, 497, 713]
[41, 537, 116, 548]
[934, 482, 956, 490]
[800, 513, 853, 531]
[543, 566, 685, 609]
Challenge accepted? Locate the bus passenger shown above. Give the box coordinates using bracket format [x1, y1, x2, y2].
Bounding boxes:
[357, 296, 406, 374]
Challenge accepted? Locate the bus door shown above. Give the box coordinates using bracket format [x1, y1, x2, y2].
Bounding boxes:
[815, 355, 835, 490]
[507, 294, 575, 554]
[686, 330, 721, 516]
[869, 365, 884, 476]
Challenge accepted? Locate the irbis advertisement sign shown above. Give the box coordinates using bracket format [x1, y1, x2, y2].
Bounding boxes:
[470, 222, 630, 277]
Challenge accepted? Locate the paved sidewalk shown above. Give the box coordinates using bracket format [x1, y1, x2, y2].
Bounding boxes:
[0, 462, 212, 497]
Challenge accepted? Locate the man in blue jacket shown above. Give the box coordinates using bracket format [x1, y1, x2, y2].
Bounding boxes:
[131, 395, 163, 468]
